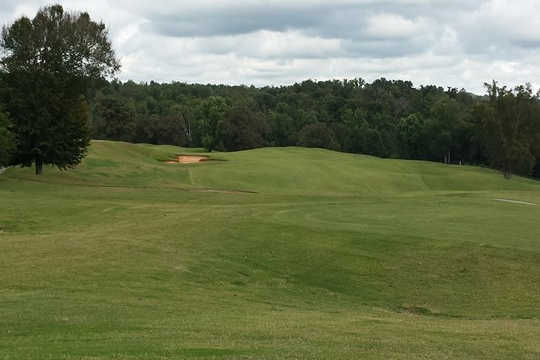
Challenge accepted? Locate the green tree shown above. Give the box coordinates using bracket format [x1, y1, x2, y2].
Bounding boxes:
[269, 103, 296, 146]
[0, 109, 14, 167]
[398, 113, 426, 159]
[341, 108, 367, 153]
[424, 97, 465, 164]
[476, 82, 539, 178]
[221, 106, 268, 151]
[93, 95, 136, 142]
[298, 122, 340, 151]
[198, 96, 229, 152]
[0, 4, 119, 174]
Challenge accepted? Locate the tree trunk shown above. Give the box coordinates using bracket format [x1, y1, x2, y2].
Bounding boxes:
[35, 158, 43, 175]
[504, 163, 512, 179]
[184, 115, 192, 146]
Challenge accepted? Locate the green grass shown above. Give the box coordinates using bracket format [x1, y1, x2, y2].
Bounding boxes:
[1, 140, 540, 359]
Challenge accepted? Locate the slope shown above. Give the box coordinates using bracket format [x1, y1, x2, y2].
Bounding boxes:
[1, 140, 540, 359]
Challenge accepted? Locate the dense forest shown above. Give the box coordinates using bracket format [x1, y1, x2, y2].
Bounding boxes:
[87, 78, 540, 178]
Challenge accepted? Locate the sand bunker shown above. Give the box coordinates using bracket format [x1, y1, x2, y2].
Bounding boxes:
[165, 155, 209, 164]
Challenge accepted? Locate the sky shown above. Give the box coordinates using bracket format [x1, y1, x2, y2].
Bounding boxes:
[1, 0, 540, 93]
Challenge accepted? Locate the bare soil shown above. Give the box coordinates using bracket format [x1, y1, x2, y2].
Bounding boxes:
[165, 155, 209, 164]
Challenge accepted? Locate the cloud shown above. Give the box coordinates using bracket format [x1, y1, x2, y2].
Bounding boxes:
[1, 0, 540, 93]
[365, 14, 428, 40]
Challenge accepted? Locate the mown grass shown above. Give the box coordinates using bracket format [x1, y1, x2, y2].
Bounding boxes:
[1, 140, 540, 359]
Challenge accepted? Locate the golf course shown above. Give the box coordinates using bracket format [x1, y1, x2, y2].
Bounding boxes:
[1, 140, 540, 359]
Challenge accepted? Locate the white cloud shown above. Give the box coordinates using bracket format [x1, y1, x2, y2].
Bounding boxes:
[365, 14, 428, 39]
[1, 0, 540, 94]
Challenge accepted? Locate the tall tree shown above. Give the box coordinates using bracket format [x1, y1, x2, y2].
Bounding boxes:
[398, 113, 426, 159]
[198, 96, 229, 152]
[424, 96, 468, 164]
[476, 82, 540, 178]
[0, 4, 119, 174]
[93, 94, 136, 142]
[221, 105, 268, 151]
[0, 109, 14, 167]
[298, 122, 340, 151]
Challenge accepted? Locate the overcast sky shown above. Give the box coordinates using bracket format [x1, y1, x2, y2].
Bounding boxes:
[2, 0, 540, 93]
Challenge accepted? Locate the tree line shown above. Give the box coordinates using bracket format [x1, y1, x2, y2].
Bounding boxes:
[87, 78, 540, 178]
[1, 5, 540, 179]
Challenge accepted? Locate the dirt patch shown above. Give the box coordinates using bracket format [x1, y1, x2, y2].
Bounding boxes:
[165, 155, 209, 164]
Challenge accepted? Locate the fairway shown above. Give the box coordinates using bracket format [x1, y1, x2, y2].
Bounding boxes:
[1, 140, 540, 359]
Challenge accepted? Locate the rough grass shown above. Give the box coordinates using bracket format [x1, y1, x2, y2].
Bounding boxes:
[1, 140, 540, 359]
